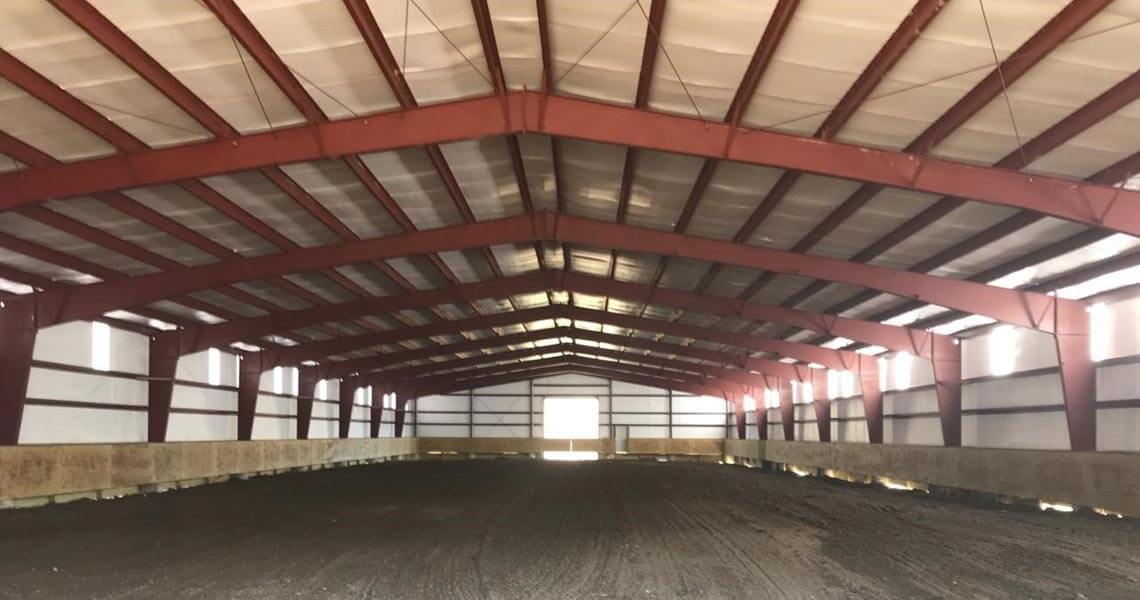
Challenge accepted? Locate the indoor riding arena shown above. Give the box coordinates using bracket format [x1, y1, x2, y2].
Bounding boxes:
[1, 1, 1139, 598]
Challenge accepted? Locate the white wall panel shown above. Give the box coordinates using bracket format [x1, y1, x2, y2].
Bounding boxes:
[171, 385, 236, 411]
[1105, 297, 1140, 359]
[963, 374, 1064, 410]
[20, 405, 146, 444]
[834, 420, 868, 443]
[962, 412, 1069, 450]
[1098, 362, 1140, 401]
[309, 418, 337, 439]
[258, 394, 297, 417]
[1099, 408, 1140, 452]
[27, 368, 147, 407]
[167, 413, 236, 442]
[109, 327, 148, 375]
[884, 389, 939, 415]
[419, 425, 470, 438]
[884, 416, 942, 446]
[962, 327, 1058, 379]
[674, 427, 727, 439]
[672, 413, 727, 426]
[33, 322, 94, 367]
[832, 397, 865, 418]
[252, 416, 296, 440]
[473, 425, 529, 438]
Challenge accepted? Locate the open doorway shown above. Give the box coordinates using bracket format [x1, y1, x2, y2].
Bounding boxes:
[542, 397, 599, 461]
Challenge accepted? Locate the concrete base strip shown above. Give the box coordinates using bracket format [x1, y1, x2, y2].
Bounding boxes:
[724, 439, 1140, 517]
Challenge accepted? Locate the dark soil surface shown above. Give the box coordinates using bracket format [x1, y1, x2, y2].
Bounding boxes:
[1, 459, 1138, 599]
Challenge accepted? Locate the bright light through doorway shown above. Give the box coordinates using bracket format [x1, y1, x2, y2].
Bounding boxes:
[542, 397, 599, 461]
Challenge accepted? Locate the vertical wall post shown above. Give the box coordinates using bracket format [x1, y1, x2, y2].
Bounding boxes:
[756, 392, 768, 441]
[370, 385, 385, 438]
[1055, 302, 1096, 451]
[779, 379, 795, 441]
[237, 353, 264, 441]
[468, 389, 474, 438]
[607, 379, 614, 439]
[859, 355, 883, 444]
[297, 366, 317, 440]
[338, 378, 356, 439]
[528, 379, 534, 438]
[667, 388, 673, 439]
[0, 297, 36, 446]
[394, 398, 407, 438]
[931, 337, 963, 447]
[728, 392, 746, 440]
[147, 331, 180, 442]
[811, 369, 831, 442]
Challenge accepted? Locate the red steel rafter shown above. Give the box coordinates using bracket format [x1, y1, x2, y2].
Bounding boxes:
[3, 92, 1137, 236]
[368, 343, 750, 393]
[17, 214, 1083, 335]
[407, 357, 735, 399]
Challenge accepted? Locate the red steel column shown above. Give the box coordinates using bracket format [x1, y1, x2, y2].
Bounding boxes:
[779, 379, 795, 441]
[237, 354, 263, 441]
[728, 392, 746, 440]
[338, 378, 356, 439]
[394, 398, 408, 438]
[756, 397, 769, 441]
[859, 355, 883, 444]
[297, 365, 317, 440]
[811, 369, 831, 442]
[931, 337, 963, 447]
[147, 331, 179, 442]
[1055, 302, 1096, 451]
[0, 297, 36, 445]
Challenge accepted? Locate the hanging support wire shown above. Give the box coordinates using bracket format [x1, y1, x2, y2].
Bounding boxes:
[978, 0, 1030, 177]
[634, 0, 704, 121]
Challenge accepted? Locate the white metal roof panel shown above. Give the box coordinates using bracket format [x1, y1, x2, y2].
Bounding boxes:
[1029, 97, 1140, 179]
[2, 0, 213, 147]
[0, 212, 156, 276]
[836, 0, 1065, 153]
[867, 202, 1019, 271]
[45, 197, 218, 267]
[366, 0, 494, 104]
[359, 148, 463, 229]
[487, 0, 542, 90]
[88, 0, 305, 133]
[278, 160, 403, 239]
[124, 185, 279, 258]
[0, 77, 115, 161]
[201, 171, 343, 248]
[684, 162, 783, 240]
[646, 0, 776, 120]
[438, 138, 525, 221]
[809, 189, 941, 261]
[625, 149, 705, 232]
[545, 0, 651, 105]
[560, 139, 623, 221]
[740, 0, 917, 135]
[936, 2, 1140, 168]
[234, 0, 400, 119]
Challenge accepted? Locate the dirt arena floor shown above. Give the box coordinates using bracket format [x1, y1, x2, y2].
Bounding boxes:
[1, 459, 1138, 599]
